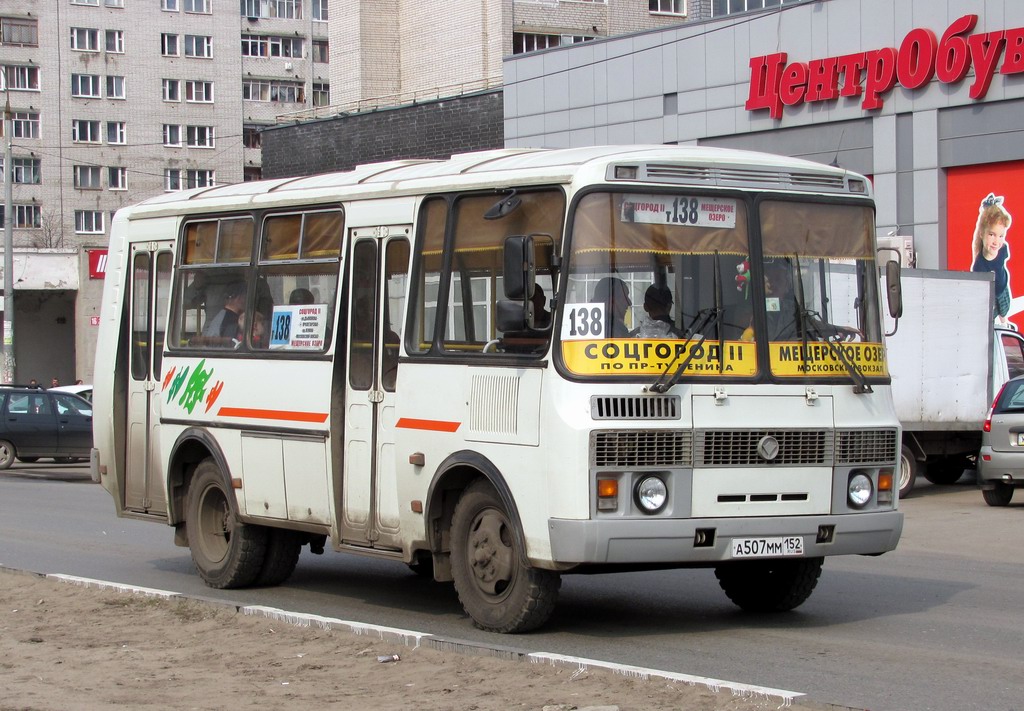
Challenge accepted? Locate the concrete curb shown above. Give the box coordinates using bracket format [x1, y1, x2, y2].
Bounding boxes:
[1, 566, 864, 710]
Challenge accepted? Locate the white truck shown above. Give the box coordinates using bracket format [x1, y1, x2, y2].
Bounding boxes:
[887, 269, 1024, 497]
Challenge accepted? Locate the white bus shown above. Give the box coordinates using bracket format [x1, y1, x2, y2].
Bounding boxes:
[92, 146, 904, 633]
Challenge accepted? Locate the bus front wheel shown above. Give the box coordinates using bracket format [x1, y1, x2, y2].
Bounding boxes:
[450, 481, 560, 633]
[185, 458, 268, 589]
[715, 557, 823, 612]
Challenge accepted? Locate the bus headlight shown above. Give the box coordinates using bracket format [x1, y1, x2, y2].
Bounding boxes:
[635, 475, 668, 514]
[848, 472, 873, 508]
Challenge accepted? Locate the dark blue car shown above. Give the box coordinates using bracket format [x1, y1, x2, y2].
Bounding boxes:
[0, 386, 93, 469]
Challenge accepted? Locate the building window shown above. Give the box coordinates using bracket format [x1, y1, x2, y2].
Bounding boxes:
[108, 166, 128, 190]
[312, 0, 327, 21]
[75, 210, 105, 234]
[240, 0, 301, 20]
[5, 111, 40, 139]
[1, 17, 39, 47]
[511, 32, 593, 55]
[162, 0, 179, 10]
[242, 124, 262, 148]
[0, 157, 42, 185]
[162, 78, 181, 101]
[186, 125, 215, 148]
[243, 79, 303, 103]
[106, 75, 126, 99]
[70, 0, 99, 5]
[185, 80, 214, 102]
[184, 0, 211, 13]
[105, 29, 124, 53]
[312, 82, 329, 106]
[712, 0, 802, 16]
[184, 34, 213, 58]
[0, 204, 42, 229]
[163, 124, 182, 146]
[165, 168, 215, 191]
[74, 165, 103, 190]
[244, 166, 262, 181]
[269, 36, 302, 57]
[72, 119, 102, 143]
[105, 0, 125, 7]
[70, 27, 100, 51]
[161, 33, 179, 56]
[4, 65, 40, 91]
[312, 39, 328, 63]
[649, 0, 685, 14]
[71, 74, 102, 98]
[107, 120, 126, 144]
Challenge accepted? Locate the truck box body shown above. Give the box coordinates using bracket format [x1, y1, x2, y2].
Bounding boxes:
[887, 269, 1024, 494]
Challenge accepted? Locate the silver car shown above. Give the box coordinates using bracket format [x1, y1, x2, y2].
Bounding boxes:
[978, 374, 1024, 506]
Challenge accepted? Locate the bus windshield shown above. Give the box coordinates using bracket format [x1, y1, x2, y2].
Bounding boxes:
[560, 191, 886, 382]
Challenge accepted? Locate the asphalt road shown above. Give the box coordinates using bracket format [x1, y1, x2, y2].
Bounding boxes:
[1, 462, 1021, 711]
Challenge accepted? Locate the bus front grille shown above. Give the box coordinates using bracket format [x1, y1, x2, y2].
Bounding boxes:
[591, 395, 680, 420]
[695, 429, 831, 466]
[835, 428, 899, 464]
[592, 430, 692, 467]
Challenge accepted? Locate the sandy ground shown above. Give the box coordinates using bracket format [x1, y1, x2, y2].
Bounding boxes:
[0, 570, 821, 711]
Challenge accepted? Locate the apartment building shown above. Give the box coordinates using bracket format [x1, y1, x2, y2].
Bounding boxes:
[1, 0, 329, 382]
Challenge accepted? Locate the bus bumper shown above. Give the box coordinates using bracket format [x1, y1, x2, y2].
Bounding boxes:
[548, 510, 903, 564]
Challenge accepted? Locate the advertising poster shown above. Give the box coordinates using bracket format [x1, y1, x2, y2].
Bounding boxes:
[946, 160, 1024, 330]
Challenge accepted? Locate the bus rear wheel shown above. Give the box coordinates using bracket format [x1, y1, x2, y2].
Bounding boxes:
[254, 528, 303, 586]
[715, 557, 823, 612]
[185, 458, 267, 589]
[450, 481, 560, 633]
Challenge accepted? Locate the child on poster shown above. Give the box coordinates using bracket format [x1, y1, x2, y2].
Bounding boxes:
[971, 193, 1014, 325]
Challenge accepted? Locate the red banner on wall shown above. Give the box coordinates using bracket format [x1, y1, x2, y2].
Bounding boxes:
[88, 249, 108, 279]
[946, 160, 1024, 330]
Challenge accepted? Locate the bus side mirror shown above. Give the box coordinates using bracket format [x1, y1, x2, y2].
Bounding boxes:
[885, 259, 902, 319]
[496, 299, 527, 332]
[503, 235, 534, 300]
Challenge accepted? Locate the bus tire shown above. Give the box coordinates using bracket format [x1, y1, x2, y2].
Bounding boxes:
[254, 528, 303, 586]
[714, 557, 823, 613]
[0, 440, 15, 469]
[899, 445, 918, 499]
[185, 458, 267, 589]
[450, 481, 560, 633]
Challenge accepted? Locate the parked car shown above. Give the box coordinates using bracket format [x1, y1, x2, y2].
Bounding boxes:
[50, 384, 93, 402]
[0, 385, 93, 469]
[978, 374, 1024, 506]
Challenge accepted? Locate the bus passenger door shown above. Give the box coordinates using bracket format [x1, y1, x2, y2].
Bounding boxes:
[124, 242, 173, 515]
[341, 228, 410, 549]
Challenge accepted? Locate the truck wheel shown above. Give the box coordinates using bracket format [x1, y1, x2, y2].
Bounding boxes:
[982, 483, 1014, 507]
[450, 480, 560, 633]
[923, 456, 968, 485]
[899, 445, 918, 499]
[715, 557, 823, 612]
[0, 440, 15, 470]
[254, 528, 303, 586]
[185, 458, 267, 588]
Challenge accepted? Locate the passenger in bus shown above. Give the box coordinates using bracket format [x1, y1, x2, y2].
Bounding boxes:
[235, 310, 268, 349]
[531, 284, 552, 329]
[591, 276, 631, 338]
[289, 287, 315, 305]
[203, 281, 247, 339]
[632, 284, 683, 339]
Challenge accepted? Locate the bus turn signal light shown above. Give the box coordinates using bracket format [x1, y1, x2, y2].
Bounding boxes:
[597, 479, 618, 511]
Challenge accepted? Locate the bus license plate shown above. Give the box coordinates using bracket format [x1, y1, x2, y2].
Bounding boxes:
[731, 536, 804, 558]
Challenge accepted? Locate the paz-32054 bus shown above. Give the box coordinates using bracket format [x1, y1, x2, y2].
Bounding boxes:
[92, 146, 904, 633]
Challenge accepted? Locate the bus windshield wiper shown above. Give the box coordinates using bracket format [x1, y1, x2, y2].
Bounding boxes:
[648, 306, 722, 393]
[800, 310, 873, 394]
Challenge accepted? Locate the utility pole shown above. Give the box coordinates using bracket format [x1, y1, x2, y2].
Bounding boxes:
[3, 85, 15, 384]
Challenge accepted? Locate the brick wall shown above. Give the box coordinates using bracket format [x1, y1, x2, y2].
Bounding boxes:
[261, 89, 504, 178]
